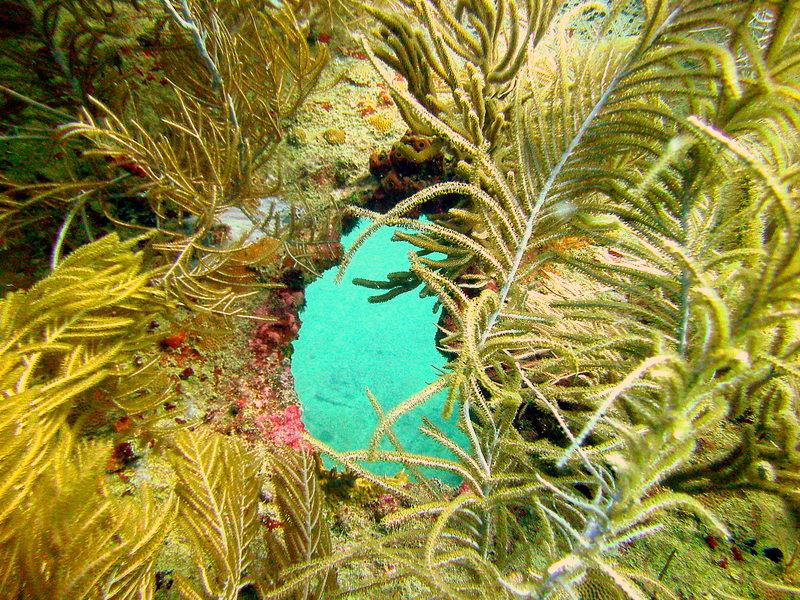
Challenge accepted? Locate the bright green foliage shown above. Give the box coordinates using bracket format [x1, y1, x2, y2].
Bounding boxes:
[326, 0, 800, 597]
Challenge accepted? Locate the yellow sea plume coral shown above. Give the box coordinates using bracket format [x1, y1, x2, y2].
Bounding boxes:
[1, 435, 175, 599]
[0, 233, 173, 532]
[0, 233, 176, 597]
[170, 429, 263, 599]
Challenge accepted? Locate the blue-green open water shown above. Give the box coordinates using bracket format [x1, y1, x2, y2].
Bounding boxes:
[291, 220, 464, 484]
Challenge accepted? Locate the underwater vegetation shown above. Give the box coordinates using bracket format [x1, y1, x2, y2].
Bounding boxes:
[1, 0, 339, 314]
[326, 0, 800, 595]
[0, 0, 799, 598]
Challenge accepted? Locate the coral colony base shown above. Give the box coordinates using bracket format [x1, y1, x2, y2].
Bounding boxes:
[0, 0, 799, 599]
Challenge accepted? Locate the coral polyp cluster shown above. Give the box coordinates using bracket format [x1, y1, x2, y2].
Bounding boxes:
[256, 405, 312, 452]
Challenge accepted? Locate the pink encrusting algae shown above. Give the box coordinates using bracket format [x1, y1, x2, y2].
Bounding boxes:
[256, 405, 312, 452]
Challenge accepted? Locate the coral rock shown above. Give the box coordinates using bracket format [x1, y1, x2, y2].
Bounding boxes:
[763, 547, 783, 563]
[257, 405, 311, 452]
[161, 331, 187, 350]
[322, 128, 346, 145]
[368, 114, 393, 134]
[367, 132, 458, 214]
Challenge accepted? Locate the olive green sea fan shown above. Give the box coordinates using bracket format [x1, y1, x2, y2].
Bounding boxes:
[517, 2, 800, 501]
[53, 0, 329, 317]
[0, 234, 176, 588]
[157, 0, 327, 165]
[170, 429, 262, 600]
[288, 0, 367, 32]
[365, 0, 563, 153]
[2, 0, 328, 318]
[260, 449, 338, 599]
[302, 399, 545, 599]
[325, 0, 800, 598]
[0, 0, 149, 112]
[60, 93, 285, 318]
[169, 430, 338, 600]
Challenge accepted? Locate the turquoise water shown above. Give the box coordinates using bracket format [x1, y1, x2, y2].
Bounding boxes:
[291, 220, 464, 484]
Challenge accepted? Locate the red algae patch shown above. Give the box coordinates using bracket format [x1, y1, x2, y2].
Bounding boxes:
[256, 405, 313, 452]
[249, 290, 304, 365]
